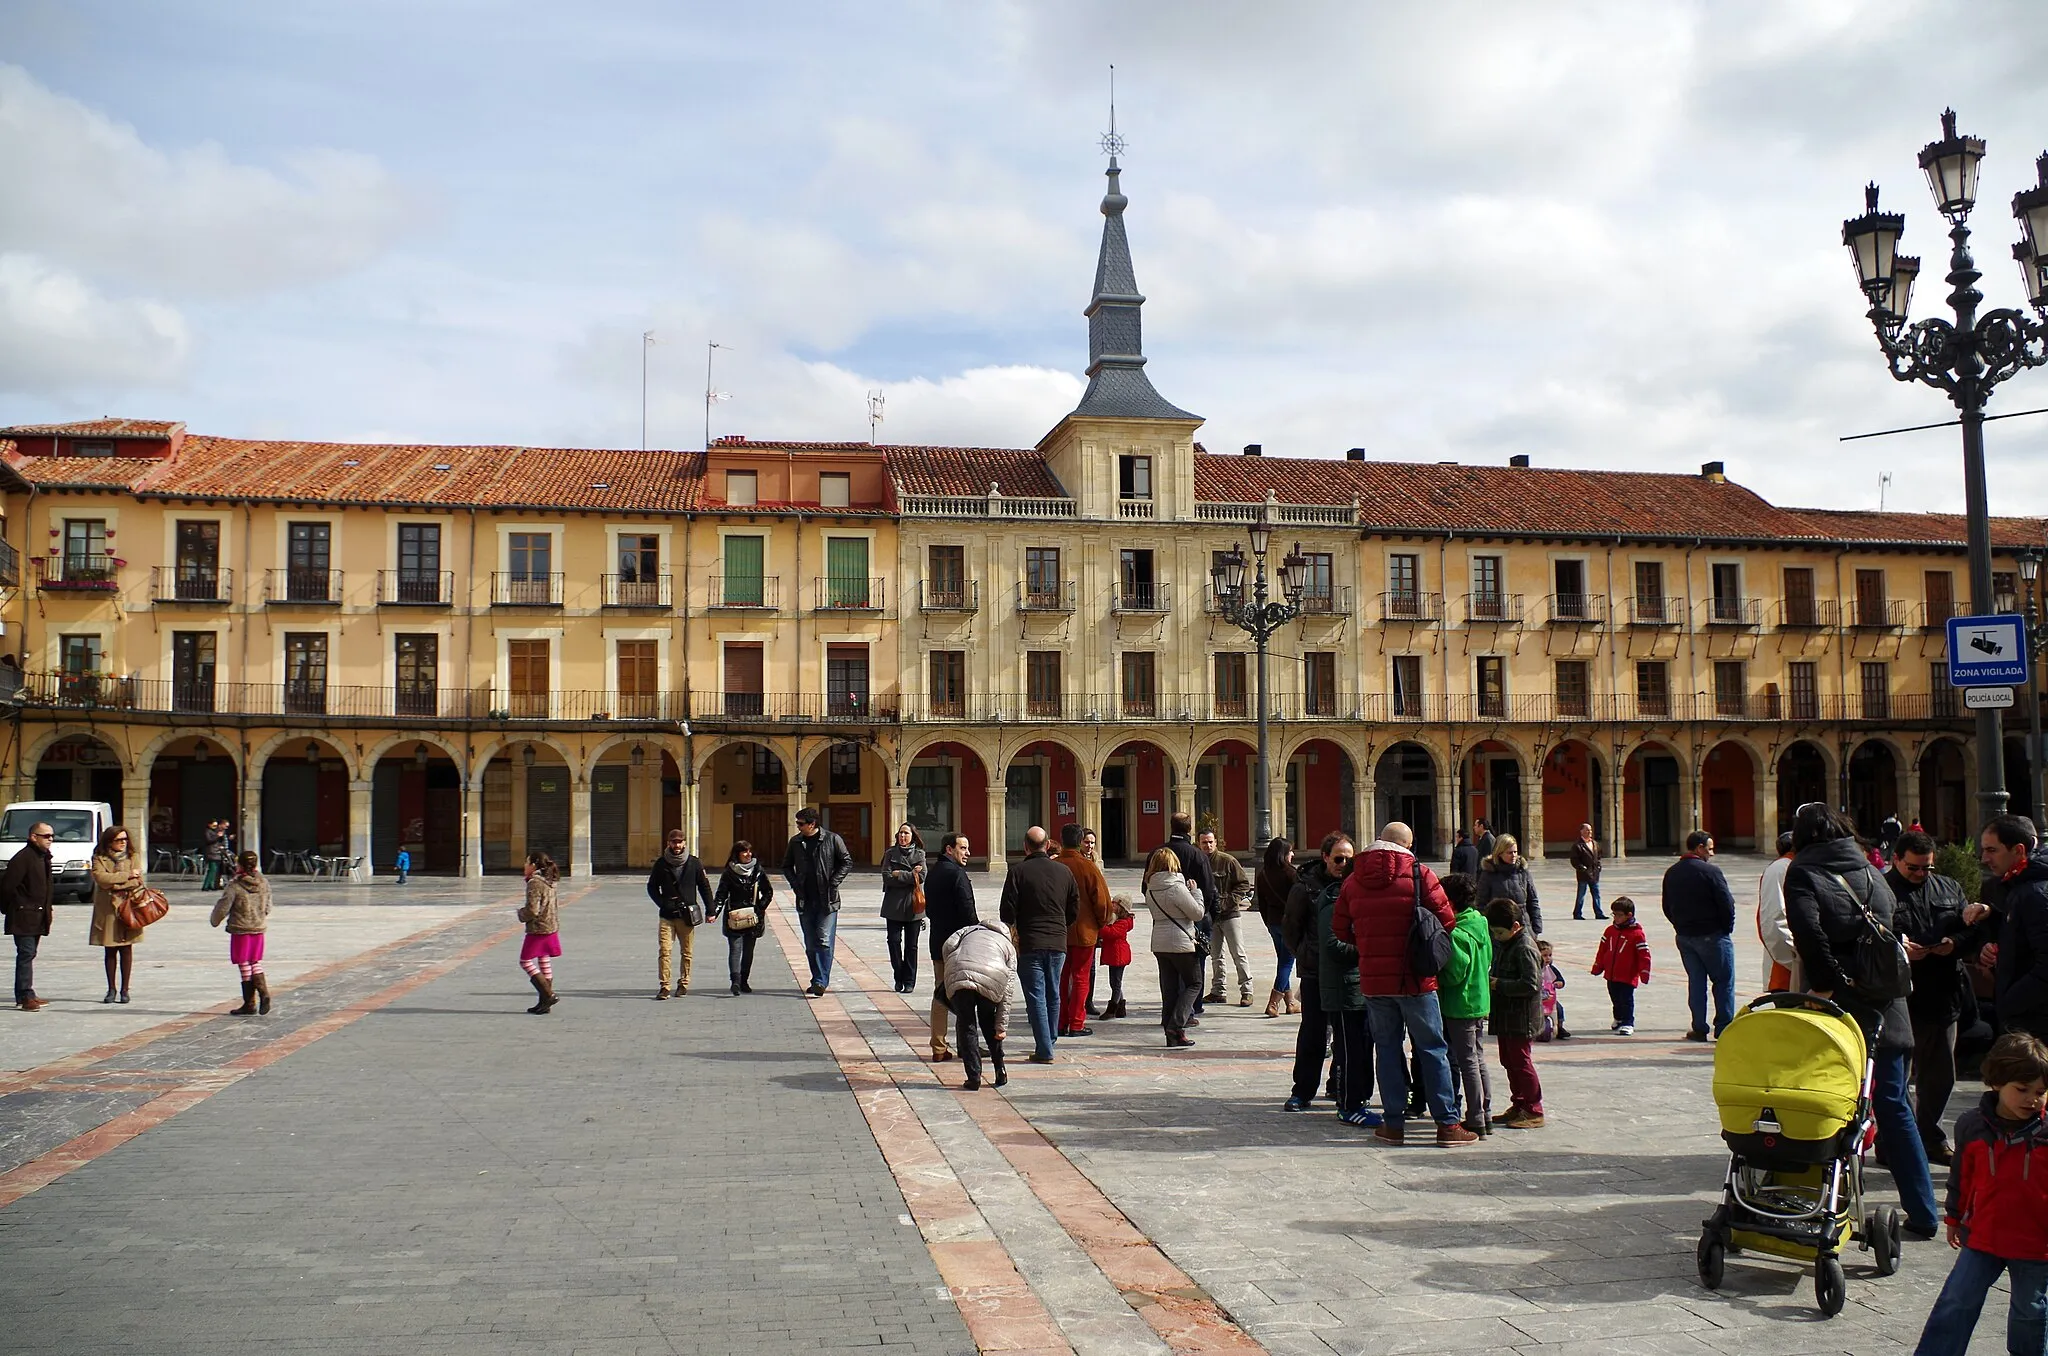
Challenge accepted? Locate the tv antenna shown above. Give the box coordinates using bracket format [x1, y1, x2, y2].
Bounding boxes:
[704, 341, 731, 450]
[640, 330, 657, 450]
[1100, 64, 1124, 159]
[1878, 471, 1893, 510]
[867, 389, 886, 442]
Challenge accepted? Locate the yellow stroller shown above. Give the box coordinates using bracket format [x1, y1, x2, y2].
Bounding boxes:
[1695, 993, 1900, 1316]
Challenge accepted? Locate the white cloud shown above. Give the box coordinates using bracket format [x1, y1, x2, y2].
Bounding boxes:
[0, 254, 188, 394]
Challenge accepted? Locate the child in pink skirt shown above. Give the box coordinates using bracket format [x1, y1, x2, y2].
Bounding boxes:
[209, 851, 273, 1014]
[518, 851, 562, 1014]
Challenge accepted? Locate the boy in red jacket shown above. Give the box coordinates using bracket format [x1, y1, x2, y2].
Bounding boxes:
[1913, 1032, 2048, 1356]
[1589, 897, 1652, 1036]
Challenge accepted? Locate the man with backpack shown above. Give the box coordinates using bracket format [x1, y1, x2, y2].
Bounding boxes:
[1333, 822, 1477, 1147]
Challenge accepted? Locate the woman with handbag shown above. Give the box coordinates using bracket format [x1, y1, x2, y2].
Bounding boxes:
[717, 840, 772, 995]
[880, 824, 927, 994]
[210, 851, 273, 1015]
[89, 825, 152, 1004]
[1145, 846, 1206, 1049]
[517, 851, 562, 1014]
[647, 830, 715, 999]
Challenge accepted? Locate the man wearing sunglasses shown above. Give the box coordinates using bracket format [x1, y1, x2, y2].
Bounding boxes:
[1886, 829, 1971, 1164]
[2, 822, 56, 1011]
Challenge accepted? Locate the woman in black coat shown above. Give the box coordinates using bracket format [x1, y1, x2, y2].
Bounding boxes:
[1781, 803, 1937, 1236]
[715, 840, 773, 995]
[879, 824, 927, 994]
[1476, 834, 1542, 935]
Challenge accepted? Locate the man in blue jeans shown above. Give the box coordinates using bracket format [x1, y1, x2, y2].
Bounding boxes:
[782, 808, 852, 996]
[1662, 831, 1737, 1039]
[999, 825, 1078, 1063]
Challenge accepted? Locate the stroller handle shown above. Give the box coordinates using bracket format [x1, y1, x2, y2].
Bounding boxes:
[1744, 991, 1850, 1020]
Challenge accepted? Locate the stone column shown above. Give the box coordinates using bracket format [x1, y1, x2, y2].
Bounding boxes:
[569, 782, 593, 879]
[348, 781, 374, 880]
[1610, 747, 1629, 860]
[1753, 766, 1773, 853]
[984, 785, 1008, 880]
[1080, 779, 1104, 842]
[1435, 771, 1459, 863]
[1897, 757, 1916, 833]
[124, 777, 152, 867]
[888, 785, 909, 841]
[683, 775, 701, 856]
[1523, 757, 1546, 860]
[463, 778, 484, 878]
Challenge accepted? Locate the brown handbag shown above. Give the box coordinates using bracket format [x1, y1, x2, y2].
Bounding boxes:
[118, 886, 171, 930]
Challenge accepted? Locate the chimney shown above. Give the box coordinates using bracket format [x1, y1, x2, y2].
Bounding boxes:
[1345, 447, 1366, 461]
[1509, 454, 1531, 468]
[1701, 460, 1726, 482]
[1241, 443, 1262, 456]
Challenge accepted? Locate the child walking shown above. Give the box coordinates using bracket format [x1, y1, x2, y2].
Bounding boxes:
[1439, 873, 1494, 1136]
[1590, 897, 1652, 1036]
[1487, 898, 1546, 1129]
[1913, 1032, 2048, 1356]
[517, 851, 561, 1015]
[210, 852, 273, 1015]
[1535, 940, 1571, 1041]
[394, 847, 411, 884]
[1096, 897, 1135, 1019]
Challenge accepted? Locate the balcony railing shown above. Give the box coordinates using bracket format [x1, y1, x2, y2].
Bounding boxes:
[1018, 580, 1076, 614]
[378, 570, 453, 606]
[1463, 593, 1524, 625]
[1193, 500, 1359, 526]
[1774, 598, 1839, 629]
[1626, 596, 1681, 626]
[690, 692, 901, 723]
[602, 573, 672, 609]
[898, 492, 1077, 519]
[1921, 599, 1961, 630]
[149, 565, 232, 605]
[1117, 498, 1156, 520]
[1297, 586, 1353, 617]
[708, 575, 779, 610]
[918, 580, 979, 613]
[1850, 598, 1909, 629]
[34, 554, 121, 592]
[814, 576, 886, 612]
[1706, 597, 1762, 627]
[1380, 591, 1444, 623]
[1111, 582, 1171, 614]
[265, 568, 343, 605]
[1544, 593, 1606, 626]
[493, 572, 564, 607]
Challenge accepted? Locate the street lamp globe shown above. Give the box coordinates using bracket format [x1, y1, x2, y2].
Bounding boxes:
[1842, 183, 1907, 303]
[1884, 255, 1921, 325]
[1919, 108, 1987, 222]
[2021, 549, 2041, 585]
[1278, 543, 1311, 603]
[1211, 544, 1247, 600]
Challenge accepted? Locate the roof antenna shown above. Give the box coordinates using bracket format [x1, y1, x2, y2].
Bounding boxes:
[640, 330, 657, 450]
[867, 389, 885, 443]
[1878, 470, 1892, 510]
[1100, 64, 1124, 162]
[704, 341, 730, 450]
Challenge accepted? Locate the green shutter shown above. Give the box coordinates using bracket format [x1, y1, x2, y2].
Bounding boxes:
[825, 537, 868, 608]
[724, 535, 764, 606]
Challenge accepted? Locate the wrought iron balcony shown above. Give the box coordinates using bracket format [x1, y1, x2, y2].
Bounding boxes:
[149, 565, 232, 605]
[1110, 582, 1171, 614]
[1379, 591, 1444, 624]
[492, 572, 564, 607]
[1017, 580, 1076, 614]
[1705, 597, 1762, 627]
[1544, 593, 1606, 626]
[814, 576, 886, 613]
[1625, 596, 1682, 627]
[707, 574, 779, 610]
[1463, 592, 1524, 625]
[265, 568, 343, 605]
[34, 554, 121, 592]
[1774, 597, 1839, 629]
[602, 573, 672, 609]
[1849, 598, 1909, 629]
[378, 569, 454, 606]
[918, 580, 979, 613]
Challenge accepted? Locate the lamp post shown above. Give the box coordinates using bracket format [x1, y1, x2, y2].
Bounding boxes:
[1843, 110, 2048, 823]
[1210, 506, 1308, 846]
[2019, 549, 2048, 821]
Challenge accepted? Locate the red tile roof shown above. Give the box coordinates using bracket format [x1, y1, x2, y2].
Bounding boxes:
[0, 418, 182, 439]
[15, 457, 163, 489]
[886, 446, 1068, 499]
[1795, 508, 2047, 549]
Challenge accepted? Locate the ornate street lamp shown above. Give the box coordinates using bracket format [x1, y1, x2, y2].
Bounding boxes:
[1211, 501, 1308, 845]
[1844, 109, 2048, 822]
[2019, 549, 2047, 820]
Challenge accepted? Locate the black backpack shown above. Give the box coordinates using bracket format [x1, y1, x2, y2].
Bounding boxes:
[1828, 871, 1913, 1004]
[1408, 862, 1453, 979]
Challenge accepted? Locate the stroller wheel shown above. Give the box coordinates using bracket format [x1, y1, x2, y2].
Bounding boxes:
[1815, 1256, 1847, 1316]
[1866, 1210, 1899, 1276]
[1695, 1230, 1726, 1290]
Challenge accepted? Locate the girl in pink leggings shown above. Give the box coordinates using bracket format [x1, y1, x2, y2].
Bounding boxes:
[210, 852, 273, 1015]
[518, 852, 562, 1014]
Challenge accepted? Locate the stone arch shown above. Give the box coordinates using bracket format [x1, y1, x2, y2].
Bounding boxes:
[1622, 738, 1688, 855]
[134, 726, 243, 777]
[1460, 735, 1533, 852]
[1699, 738, 1762, 850]
[582, 733, 686, 783]
[1775, 738, 1835, 838]
[361, 731, 468, 779]
[1917, 736, 1969, 844]
[693, 735, 798, 784]
[472, 733, 582, 781]
[250, 729, 361, 783]
[1847, 737, 1904, 837]
[1276, 728, 1371, 773]
[1539, 738, 1607, 854]
[22, 724, 136, 778]
[1375, 739, 1444, 856]
[904, 739, 995, 859]
[1194, 736, 1259, 852]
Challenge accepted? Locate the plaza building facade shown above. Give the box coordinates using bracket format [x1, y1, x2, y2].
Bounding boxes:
[2, 157, 2042, 875]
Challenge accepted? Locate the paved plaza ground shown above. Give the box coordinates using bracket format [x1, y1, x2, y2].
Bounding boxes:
[0, 852, 2020, 1354]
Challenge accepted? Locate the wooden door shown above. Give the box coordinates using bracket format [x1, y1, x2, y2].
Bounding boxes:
[735, 804, 787, 858]
[509, 639, 549, 718]
[616, 640, 658, 718]
[827, 803, 870, 863]
[723, 643, 764, 717]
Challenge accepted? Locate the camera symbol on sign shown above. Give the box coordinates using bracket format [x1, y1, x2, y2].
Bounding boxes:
[1965, 630, 2008, 657]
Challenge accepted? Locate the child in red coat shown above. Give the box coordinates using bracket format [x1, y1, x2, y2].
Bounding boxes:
[1589, 896, 1653, 1036]
[1097, 897, 1135, 1020]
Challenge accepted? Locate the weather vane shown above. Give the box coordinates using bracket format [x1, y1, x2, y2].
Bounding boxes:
[1099, 63, 1125, 159]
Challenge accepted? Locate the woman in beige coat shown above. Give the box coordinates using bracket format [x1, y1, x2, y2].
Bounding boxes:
[89, 825, 147, 1004]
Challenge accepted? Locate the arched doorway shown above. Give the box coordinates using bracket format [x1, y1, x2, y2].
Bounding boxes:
[1097, 741, 1167, 862]
[33, 734, 123, 809]
[1776, 740, 1829, 836]
[1196, 739, 1256, 852]
[1541, 740, 1603, 855]
[1919, 738, 1968, 845]
[2005, 737, 2035, 826]
[148, 736, 239, 861]
[1287, 739, 1356, 856]
[1848, 741, 1900, 838]
[1375, 742, 1438, 856]
[263, 737, 350, 869]
[481, 741, 573, 873]
[588, 743, 682, 873]
[1701, 741, 1758, 850]
[802, 740, 890, 864]
[370, 740, 463, 875]
[699, 741, 788, 868]
[1462, 739, 1524, 846]
[1626, 742, 1683, 854]
[906, 742, 990, 861]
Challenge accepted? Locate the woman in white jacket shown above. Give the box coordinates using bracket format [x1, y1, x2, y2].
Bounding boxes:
[1757, 831, 1802, 991]
[1145, 847, 1206, 1049]
[943, 920, 1017, 1091]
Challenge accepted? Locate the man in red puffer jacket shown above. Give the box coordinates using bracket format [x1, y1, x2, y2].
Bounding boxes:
[1333, 823, 1477, 1148]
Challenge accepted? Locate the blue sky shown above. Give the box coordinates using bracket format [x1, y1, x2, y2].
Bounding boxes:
[6, 0, 2048, 512]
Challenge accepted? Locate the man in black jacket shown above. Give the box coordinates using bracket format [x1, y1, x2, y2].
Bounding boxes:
[1662, 831, 1737, 1040]
[1449, 830, 1479, 878]
[1163, 812, 1216, 1014]
[923, 832, 978, 1060]
[1977, 814, 2048, 1039]
[999, 826, 1078, 1063]
[1280, 832, 1353, 1111]
[3, 822, 54, 1011]
[783, 808, 853, 996]
[647, 829, 716, 999]
[1887, 829, 1971, 1161]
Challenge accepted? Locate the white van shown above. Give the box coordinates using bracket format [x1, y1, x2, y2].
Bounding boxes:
[0, 801, 116, 903]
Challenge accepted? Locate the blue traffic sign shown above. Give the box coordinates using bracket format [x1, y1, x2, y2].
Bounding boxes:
[1947, 613, 2030, 688]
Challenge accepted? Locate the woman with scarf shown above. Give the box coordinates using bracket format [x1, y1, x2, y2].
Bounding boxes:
[717, 840, 773, 995]
[1255, 837, 1299, 1017]
[880, 824, 928, 993]
[89, 825, 148, 1004]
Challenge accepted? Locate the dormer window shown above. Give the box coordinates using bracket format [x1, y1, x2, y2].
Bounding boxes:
[820, 472, 851, 508]
[72, 442, 115, 458]
[1118, 455, 1152, 500]
[726, 470, 757, 506]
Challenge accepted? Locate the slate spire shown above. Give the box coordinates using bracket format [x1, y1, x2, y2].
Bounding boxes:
[1071, 155, 1198, 421]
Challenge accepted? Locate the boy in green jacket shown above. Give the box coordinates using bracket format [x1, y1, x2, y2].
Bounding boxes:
[1439, 875, 1494, 1136]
